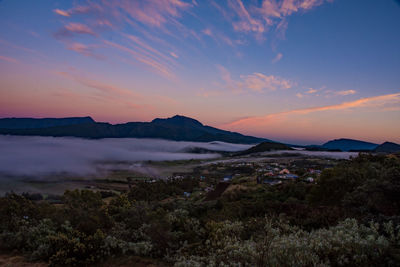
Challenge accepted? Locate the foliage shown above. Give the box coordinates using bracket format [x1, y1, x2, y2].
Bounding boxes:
[0, 154, 399, 266]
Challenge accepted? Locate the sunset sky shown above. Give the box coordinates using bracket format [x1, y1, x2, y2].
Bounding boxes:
[0, 0, 399, 145]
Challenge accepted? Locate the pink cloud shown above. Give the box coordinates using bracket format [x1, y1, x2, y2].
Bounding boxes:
[241, 73, 292, 91]
[272, 52, 283, 63]
[65, 23, 96, 35]
[223, 92, 400, 128]
[55, 71, 141, 107]
[170, 52, 179, 58]
[0, 55, 18, 63]
[124, 34, 175, 65]
[55, 23, 97, 39]
[66, 42, 104, 59]
[202, 28, 212, 36]
[214, 0, 333, 41]
[104, 40, 175, 79]
[54, 9, 70, 17]
[335, 89, 357, 96]
[117, 0, 192, 28]
[218, 65, 293, 93]
[306, 88, 318, 94]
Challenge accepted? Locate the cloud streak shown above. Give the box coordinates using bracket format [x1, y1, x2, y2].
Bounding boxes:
[55, 71, 141, 108]
[218, 65, 293, 93]
[272, 52, 283, 63]
[215, 0, 333, 41]
[0, 55, 18, 63]
[66, 42, 104, 59]
[335, 89, 357, 96]
[104, 40, 175, 79]
[223, 92, 400, 128]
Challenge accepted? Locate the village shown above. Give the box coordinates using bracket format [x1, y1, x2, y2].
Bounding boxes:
[163, 156, 335, 200]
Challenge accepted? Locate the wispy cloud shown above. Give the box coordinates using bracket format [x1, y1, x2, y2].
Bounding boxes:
[214, 0, 333, 41]
[170, 52, 179, 58]
[55, 22, 97, 38]
[197, 88, 222, 98]
[228, 0, 265, 36]
[55, 71, 141, 108]
[52, 0, 192, 79]
[54, 0, 192, 29]
[223, 93, 400, 128]
[104, 40, 175, 79]
[306, 88, 318, 94]
[241, 73, 292, 92]
[272, 52, 283, 63]
[54, 9, 70, 17]
[218, 65, 293, 93]
[202, 28, 212, 36]
[67, 42, 104, 59]
[124, 34, 176, 65]
[0, 38, 45, 58]
[0, 55, 18, 63]
[335, 89, 357, 96]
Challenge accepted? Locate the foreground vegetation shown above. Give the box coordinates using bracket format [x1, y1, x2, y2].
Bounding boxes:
[1, 154, 399, 266]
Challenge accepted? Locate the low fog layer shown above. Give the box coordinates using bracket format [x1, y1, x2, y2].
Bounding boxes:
[262, 150, 358, 159]
[0, 136, 251, 176]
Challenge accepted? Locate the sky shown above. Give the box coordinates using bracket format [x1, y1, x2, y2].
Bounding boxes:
[0, 0, 399, 145]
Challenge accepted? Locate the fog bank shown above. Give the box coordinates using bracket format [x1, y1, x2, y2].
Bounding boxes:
[0, 136, 251, 176]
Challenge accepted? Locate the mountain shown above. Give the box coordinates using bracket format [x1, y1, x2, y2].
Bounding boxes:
[0, 117, 95, 129]
[0, 115, 268, 144]
[322, 138, 378, 152]
[237, 141, 292, 155]
[374, 142, 400, 153]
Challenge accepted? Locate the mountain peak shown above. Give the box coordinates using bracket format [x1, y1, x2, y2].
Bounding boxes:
[374, 142, 400, 153]
[151, 115, 203, 127]
[322, 138, 378, 151]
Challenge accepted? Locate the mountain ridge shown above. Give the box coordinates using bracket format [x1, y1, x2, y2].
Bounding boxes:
[373, 142, 400, 153]
[0, 115, 268, 144]
[322, 138, 378, 151]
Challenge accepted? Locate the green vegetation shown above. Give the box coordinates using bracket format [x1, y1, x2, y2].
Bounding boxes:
[1, 154, 400, 266]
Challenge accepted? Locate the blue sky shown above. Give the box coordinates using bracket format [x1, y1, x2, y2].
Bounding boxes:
[0, 0, 399, 144]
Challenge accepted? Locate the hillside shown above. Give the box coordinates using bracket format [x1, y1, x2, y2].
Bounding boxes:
[374, 142, 400, 153]
[0, 115, 268, 144]
[237, 141, 292, 155]
[322, 138, 378, 151]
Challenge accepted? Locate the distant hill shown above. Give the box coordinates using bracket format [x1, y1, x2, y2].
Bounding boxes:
[374, 142, 400, 153]
[237, 141, 292, 155]
[322, 138, 378, 152]
[0, 117, 95, 129]
[0, 115, 268, 144]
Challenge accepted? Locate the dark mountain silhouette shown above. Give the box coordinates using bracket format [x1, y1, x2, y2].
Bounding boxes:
[374, 142, 400, 153]
[237, 141, 292, 155]
[322, 138, 378, 151]
[0, 115, 268, 144]
[0, 117, 94, 129]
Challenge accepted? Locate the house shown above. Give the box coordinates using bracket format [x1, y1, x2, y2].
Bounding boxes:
[306, 177, 314, 183]
[183, 192, 191, 197]
[285, 174, 298, 179]
[279, 169, 290, 175]
[223, 175, 233, 182]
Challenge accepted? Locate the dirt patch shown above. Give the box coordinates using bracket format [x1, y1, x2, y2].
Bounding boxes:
[98, 256, 167, 267]
[204, 182, 230, 201]
[0, 252, 47, 267]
